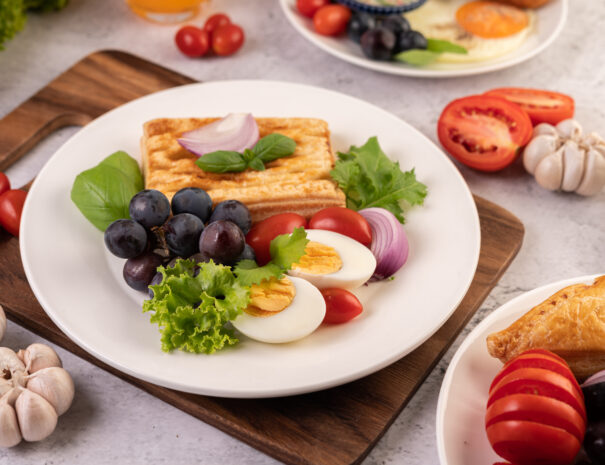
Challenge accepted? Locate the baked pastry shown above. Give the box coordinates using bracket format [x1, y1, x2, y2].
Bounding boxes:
[486, 275, 605, 380]
[496, 0, 552, 8]
[141, 117, 346, 223]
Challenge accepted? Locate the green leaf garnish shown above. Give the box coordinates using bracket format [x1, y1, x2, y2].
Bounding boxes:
[426, 38, 468, 54]
[394, 49, 440, 66]
[195, 151, 247, 173]
[252, 133, 297, 163]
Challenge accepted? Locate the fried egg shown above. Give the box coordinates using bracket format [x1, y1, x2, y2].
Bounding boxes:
[288, 229, 376, 290]
[405, 0, 534, 63]
[231, 276, 326, 344]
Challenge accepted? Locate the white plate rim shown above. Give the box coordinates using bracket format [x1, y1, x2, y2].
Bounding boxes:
[436, 273, 602, 465]
[279, 0, 568, 78]
[20, 79, 481, 398]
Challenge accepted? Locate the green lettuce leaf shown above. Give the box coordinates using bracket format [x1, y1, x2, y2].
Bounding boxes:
[144, 259, 250, 354]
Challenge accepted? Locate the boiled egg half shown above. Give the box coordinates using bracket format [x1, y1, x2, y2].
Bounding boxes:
[288, 229, 376, 290]
[231, 276, 326, 344]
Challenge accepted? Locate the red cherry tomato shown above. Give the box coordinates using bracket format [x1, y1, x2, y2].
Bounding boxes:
[203, 13, 231, 37]
[212, 24, 245, 56]
[0, 189, 27, 237]
[175, 25, 210, 58]
[313, 4, 352, 36]
[437, 95, 533, 172]
[309, 207, 372, 247]
[296, 0, 330, 18]
[320, 288, 363, 324]
[0, 172, 10, 197]
[484, 88, 575, 126]
[246, 213, 308, 265]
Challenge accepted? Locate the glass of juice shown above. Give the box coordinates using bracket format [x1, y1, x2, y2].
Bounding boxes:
[126, 0, 209, 23]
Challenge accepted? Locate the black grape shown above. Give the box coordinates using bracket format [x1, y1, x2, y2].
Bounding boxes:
[104, 219, 147, 259]
[123, 252, 163, 292]
[129, 189, 170, 229]
[209, 200, 252, 234]
[198, 220, 244, 265]
[164, 213, 204, 257]
[171, 187, 213, 223]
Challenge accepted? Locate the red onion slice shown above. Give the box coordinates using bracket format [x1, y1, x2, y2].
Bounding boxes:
[177, 113, 259, 157]
[582, 369, 605, 387]
[359, 208, 409, 281]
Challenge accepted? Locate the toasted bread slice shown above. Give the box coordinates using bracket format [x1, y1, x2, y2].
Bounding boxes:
[141, 117, 346, 222]
[486, 276, 605, 380]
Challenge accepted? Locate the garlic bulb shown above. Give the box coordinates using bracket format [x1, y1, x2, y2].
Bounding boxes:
[0, 344, 74, 447]
[0, 305, 5, 343]
[523, 119, 605, 196]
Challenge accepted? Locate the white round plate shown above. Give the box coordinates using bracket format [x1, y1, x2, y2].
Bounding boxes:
[280, 0, 568, 78]
[20, 80, 480, 398]
[436, 274, 601, 464]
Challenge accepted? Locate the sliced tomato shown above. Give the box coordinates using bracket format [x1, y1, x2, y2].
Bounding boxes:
[246, 213, 308, 265]
[490, 353, 582, 397]
[519, 348, 567, 365]
[485, 393, 585, 442]
[437, 95, 533, 172]
[488, 367, 586, 421]
[321, 288, 363, 324]
[485, 88, 574, 126]
[487, 420, 581, 465]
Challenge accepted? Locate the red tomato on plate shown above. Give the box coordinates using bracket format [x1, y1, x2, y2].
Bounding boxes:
[313, 4, 351, 36]
[309, 207, 372, 247]
[320, 288, 363, 324]
[0, 189, 27, 237]
[296, 0, 330, 18]
[175, 26, 210, 57]
[212, 24, 245, 56]
[484, 88, 575, 126]
[0, 172, 10, 197]
[246, 213, 308, 265]
[437, 95, 533, 172]
[485, 349, 586, 465]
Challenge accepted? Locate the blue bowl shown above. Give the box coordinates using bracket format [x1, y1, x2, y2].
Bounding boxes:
[335, 0, 428, 15]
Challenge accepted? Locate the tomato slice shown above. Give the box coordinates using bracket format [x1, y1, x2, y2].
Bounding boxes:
[490, 353, 582, 398]
[485, 393, 586, 442]
[488, 367, 586, 422]
[437, 95, 533, 172]
[484, 88, 574, 126]
[486, 420, 581, 465]
[519, 348, 567, 365]
[321, 288, 363, 324]
[246, 213, 308, 265]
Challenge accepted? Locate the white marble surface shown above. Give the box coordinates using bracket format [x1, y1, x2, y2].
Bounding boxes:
[0, 0, 604, 464]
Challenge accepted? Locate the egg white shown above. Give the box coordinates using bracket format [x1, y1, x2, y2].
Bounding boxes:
[230, 276, 326, 344]
[288, 229, 376, 290]
[405, 0, 534, 63]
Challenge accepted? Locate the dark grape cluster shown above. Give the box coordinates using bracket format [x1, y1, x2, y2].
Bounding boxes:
[104, 187, 254, 293]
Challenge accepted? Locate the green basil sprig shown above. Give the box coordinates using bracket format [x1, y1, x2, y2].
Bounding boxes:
[196, 134, 296, 173]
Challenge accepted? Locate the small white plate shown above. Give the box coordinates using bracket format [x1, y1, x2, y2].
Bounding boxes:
[279, 0, 568, 78]
[436, 274, 601, 465]
[20, 80, 480, 398]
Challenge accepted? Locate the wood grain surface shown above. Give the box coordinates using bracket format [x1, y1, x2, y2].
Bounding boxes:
[0, 51, 524, 465]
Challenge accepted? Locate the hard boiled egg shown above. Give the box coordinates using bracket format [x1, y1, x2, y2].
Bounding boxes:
[231, 276, 325, 344]
[288, 229, 376, 290]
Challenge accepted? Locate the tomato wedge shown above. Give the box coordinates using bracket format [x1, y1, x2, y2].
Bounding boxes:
[437, 95, 533, 172]
[486, 420, 581, 465]
[246, 213, 308, 265]
[485, 88, 574, 126]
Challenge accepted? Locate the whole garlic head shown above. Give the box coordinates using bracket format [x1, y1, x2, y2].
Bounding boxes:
[523, 119, 605, 196]
[0, 344, 74, 447]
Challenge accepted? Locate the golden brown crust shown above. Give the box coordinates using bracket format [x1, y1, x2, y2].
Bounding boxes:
[486, 276, 605, 380]
[141, 117, 346, 223]
[495, 0, 552, 8]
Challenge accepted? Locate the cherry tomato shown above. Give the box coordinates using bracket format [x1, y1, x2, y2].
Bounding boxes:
[296, 0, 330, 18]
[203, 13, 231, 37]
[0, 189, 27, 237]
[313, 4, 352, 36]
[309, 207, 372, 247]
[212, 24, 245, 56]
[246, 213, 308, 265]
[320, 288, 363, 324]
[437, 95, 533, 172]
[175, 26, 210, 58]
[0, 172, 9, 197]
[484, 88, 575, 126]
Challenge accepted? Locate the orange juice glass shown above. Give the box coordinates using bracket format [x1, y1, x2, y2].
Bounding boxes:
[126, 0, 209, 23]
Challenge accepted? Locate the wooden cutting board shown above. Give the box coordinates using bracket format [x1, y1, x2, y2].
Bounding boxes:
[0, 51, 524, 465]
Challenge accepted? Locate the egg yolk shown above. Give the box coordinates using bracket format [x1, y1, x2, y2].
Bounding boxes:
[456, 1, 529, 39]
[291, 241, 343, 275]
[244, 277, 296, 318]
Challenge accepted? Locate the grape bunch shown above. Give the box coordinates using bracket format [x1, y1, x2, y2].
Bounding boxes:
[104, 187, 254, 294]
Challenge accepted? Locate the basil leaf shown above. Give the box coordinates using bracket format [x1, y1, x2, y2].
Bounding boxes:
[242, 148, 256, 163]
[394, 49, 440, 66]
[98, 151, 144, 191]
[426, 39, 468, 55]
[247, 157, 266, 171]
[252, 134, 296, 163]
[71, 165, 139, 231]
[196, 151, 247, 173]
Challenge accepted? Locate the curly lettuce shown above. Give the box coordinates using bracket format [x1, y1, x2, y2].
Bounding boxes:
[144, 259, 250, 354]
[1, 0, 68, 49]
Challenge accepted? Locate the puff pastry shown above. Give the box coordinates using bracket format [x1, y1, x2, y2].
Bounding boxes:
[486, 275, 605, 380]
